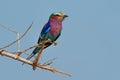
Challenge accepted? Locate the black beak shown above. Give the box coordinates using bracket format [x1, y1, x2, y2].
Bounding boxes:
[64, 15, 68, 18]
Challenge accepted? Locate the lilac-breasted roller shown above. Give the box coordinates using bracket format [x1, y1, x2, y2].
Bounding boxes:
[26, 12, 68, 60]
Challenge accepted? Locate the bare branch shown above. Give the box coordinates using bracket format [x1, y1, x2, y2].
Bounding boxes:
[32, 39, 46, 70]
[0, 22, 33, 49]
[0, 50, 72, 77]
[0, 22, 72, 77]
[0, 24, 21, 51]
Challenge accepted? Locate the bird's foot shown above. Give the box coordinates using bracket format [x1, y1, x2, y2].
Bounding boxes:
[53, 41, 57, 46]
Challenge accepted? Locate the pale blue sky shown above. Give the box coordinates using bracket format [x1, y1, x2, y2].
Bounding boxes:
[0, 0, 120, 80]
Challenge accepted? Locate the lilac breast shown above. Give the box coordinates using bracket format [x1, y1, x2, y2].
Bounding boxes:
[49, 21, 62, 36]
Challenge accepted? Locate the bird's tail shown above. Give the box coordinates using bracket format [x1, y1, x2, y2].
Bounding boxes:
[22, 47, 41, 65]
[27, 47, 41, 60]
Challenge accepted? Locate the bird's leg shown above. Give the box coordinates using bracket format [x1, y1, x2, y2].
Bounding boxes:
[32, 40, 46, 70]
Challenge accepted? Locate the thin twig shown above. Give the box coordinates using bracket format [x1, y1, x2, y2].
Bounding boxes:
[43, 57, 57, 66]
[21, 44, 37, 53]
[0, 24, 18, 33]
[17, 32, 21, 51]
[18, 39, 53, 53]
[0, 22, 33, 49]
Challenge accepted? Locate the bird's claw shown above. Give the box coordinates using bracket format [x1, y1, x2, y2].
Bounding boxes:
[53, 41, 57, 46]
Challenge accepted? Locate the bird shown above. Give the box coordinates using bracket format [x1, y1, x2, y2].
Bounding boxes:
[26, 12, 68, 60]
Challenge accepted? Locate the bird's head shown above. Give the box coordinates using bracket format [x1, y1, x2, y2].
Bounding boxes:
[49, 12, 68, 22]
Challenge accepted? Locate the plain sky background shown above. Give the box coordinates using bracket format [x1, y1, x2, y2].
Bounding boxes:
[0, 0, 120, 80]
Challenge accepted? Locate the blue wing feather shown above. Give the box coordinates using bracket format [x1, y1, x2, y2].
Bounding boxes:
[41, 22, 50, 35]
[38, 22, 50, 43]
